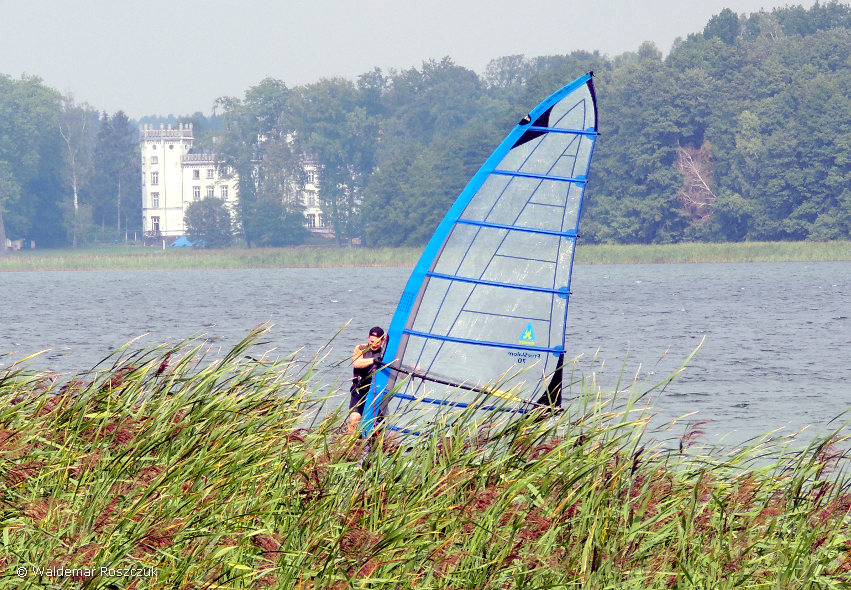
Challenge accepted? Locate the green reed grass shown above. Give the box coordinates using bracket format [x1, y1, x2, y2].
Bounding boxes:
[574, 240, 851, 265]
[0, 246, 423, 272]
[2, 241, 850, 272]
[2, 327, 851, 588]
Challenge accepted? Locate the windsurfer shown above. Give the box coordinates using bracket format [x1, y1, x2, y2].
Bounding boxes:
[348, 326, 387, 434]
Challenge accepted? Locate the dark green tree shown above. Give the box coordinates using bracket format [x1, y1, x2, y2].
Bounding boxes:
[243, 196, 307, 247]
[215, 78, 307, 247]
[0, 162, 20, 254]
[90, 111, 141, 239]
[287, 77, 380, 245]
[0, 74, 64, 248]
[362, 118, 499, 246]
[184, 197, 233, 248]
[704, 8, 742, 45]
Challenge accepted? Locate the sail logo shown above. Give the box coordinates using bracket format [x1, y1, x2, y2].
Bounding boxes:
[520, 323, 536, 345]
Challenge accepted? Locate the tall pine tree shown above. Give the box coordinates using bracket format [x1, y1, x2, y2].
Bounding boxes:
[90, 112, 141, 239]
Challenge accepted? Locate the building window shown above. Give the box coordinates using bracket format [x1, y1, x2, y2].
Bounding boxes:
[151, 216, 160, 232]
[307, 214, 316, 228]
[152, 192, 160, 208]
[151, 156, 158, 165]
[207, 168, 214, 179]
[151, 171, 159, 185]
[307, 170, 317, 184]
[193, 170, 200, 180]
[193, 186, 201, 200]
[221, 185, 229, 199]
[207, 185, 215, 198]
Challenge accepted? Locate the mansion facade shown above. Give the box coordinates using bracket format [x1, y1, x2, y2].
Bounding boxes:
[140, 123, 328, 243]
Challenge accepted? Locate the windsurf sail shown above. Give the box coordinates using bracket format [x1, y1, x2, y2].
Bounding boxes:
[361, 72, 598, 436]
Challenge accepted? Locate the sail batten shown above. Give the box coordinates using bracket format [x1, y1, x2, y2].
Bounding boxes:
[491, 169, 588, 183]
[526, 126, 598, 137]
[456, 218, 579, 238]
[425, 271, 569, 295]
[362, 72, 598, 437]
[401, 328, 566, 354]
[393, 393, 541, 414]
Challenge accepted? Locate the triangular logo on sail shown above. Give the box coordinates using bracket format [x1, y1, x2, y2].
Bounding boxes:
[520, 323, 536, 345]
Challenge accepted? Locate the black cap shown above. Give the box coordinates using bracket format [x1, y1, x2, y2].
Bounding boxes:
[369, 326, 385, 338]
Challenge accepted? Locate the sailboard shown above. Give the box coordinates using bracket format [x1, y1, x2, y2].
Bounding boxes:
[361, 72, 598, 436]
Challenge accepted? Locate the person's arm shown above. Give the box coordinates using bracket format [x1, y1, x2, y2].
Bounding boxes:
[352, 344, 373, 369]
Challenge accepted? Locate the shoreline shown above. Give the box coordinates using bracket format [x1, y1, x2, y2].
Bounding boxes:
[1, 240, 850, 272]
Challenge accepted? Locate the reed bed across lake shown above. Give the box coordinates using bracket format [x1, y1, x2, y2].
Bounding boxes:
[577, 240, 851, 265]
[2, 240, 850, 272]
[2, 327, 851, 588]
[0, 246, 422, 272]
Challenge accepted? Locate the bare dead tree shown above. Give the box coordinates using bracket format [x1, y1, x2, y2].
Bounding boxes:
[676, 142, 718, 223]
[59, 95, 95, 248]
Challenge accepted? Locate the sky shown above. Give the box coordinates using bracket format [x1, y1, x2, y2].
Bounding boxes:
[1, 0, 814, 119]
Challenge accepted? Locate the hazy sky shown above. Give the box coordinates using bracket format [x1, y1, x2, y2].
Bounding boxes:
[1, 0, 810, 119]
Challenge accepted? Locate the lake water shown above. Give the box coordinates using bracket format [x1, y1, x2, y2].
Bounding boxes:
[2, 262, 849, 447]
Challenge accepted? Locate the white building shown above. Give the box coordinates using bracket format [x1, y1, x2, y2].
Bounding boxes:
[302, 160, 331, 237]
[140, 123, 331, 244]
[140, 123, 237, 243]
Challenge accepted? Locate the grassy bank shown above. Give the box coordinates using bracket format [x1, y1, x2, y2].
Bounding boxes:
[0, 246, 422, 272]
[2, 328, 850, 588]
[575, 240, 851, 265]
[1, 240, 850, 271]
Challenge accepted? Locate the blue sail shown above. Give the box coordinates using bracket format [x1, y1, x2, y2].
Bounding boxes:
[362, 73, 598, 436]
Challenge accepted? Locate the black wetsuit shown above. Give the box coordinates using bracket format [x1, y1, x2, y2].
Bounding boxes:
[350, 346, 383, 415]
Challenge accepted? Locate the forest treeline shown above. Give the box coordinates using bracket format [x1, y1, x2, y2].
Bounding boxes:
[2, 2, 851, 249]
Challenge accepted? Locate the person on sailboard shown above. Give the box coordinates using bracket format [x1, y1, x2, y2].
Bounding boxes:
[348, 326, 387, 434]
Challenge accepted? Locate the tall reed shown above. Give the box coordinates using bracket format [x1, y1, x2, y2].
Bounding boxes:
[2, 327, 850, 588]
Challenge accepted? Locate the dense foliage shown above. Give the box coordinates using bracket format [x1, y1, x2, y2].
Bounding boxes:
[587, 5, 851, 244]
[184, 197, 234, 248]
[3, 3, 851, 249]
[361, 2, 851, 246]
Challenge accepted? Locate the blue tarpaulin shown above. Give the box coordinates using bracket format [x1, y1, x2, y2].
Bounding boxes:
[169, 236, 194, 247]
